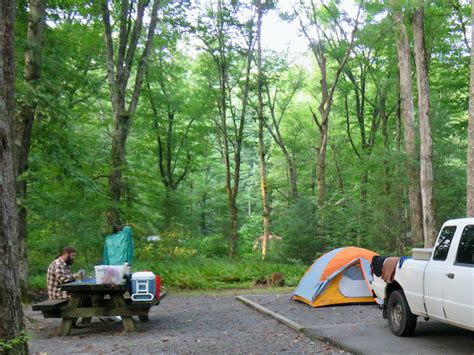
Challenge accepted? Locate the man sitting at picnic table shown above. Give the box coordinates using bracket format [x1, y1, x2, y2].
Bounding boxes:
[47, 246, 81, 300]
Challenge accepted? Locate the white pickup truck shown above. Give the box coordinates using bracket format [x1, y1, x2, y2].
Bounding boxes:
[371, 218, 474, 336]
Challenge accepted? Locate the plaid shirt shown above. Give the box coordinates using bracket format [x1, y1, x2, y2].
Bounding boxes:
[47, 257, 74, 299]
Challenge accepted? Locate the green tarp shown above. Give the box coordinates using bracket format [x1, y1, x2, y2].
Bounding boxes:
[103, 226, 134, 265]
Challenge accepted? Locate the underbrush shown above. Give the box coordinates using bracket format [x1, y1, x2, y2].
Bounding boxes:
[28, 256, 306, 292]
[133, 256, 306, 290]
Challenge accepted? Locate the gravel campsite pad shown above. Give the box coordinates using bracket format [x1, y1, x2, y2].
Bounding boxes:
[26, 292, 348, 354]
[239, 293, 474, 355]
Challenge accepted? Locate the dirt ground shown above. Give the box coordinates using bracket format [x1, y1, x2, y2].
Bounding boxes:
[26, 291, 349, 354]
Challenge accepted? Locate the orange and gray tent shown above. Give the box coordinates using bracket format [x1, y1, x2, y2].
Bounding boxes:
[293, 246, 379, 307]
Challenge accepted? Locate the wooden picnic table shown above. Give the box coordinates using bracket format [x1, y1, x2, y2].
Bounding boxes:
[33, 281, 162, 336]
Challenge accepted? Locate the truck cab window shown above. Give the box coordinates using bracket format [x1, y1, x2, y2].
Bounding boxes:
[432, 226, 457, 261]
[455, 225, 474, 266]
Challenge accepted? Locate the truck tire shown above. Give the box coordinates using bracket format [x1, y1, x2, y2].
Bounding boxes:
[387, 290, 417, 336]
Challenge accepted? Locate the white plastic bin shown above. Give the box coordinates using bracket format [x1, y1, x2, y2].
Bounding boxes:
[95, 265, 125, 285]
[131, 271, 156, 301]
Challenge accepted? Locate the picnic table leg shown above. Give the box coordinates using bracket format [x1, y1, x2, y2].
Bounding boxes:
[138, 315, 149, 322]
[81, 295, 101, 325]
[111, 294, 135, 332]
[58, 295, 81, 336]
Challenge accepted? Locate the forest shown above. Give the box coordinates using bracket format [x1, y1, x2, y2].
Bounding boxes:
[13, 0, 474, 287]
[1, 0, 473, 310]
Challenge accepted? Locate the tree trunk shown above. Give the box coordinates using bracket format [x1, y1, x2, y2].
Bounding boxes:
[102, 0, 159, 231]
[382, 97, 390, 196]
[467, 0, 474, 216]
[107, 110, 128, 228]
[228, 195, 238, 258]
[0, 1, 28, 353]
[300, 6, 360, 208]
[413, 6, 436, 247]
[316, 122, 329, 207]
[331, 142, 344, 193]
[14, 0, 46, 299]
[394, 10, 424, 245]
[256, 0, 270, 260]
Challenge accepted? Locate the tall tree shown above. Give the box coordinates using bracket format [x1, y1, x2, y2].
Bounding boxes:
[393, 7, 423, 245]
[262, 57, 304, 203]
[145, 57, 193, 193]
[15, 0, 46, 297]
[101, 0, 159, 230]
[467, 0, 474, 216]
[413, 4, 436, 247]
[296, 1, 360, 207]
[256, 0, 270, 259]
[198, 0, 255, 258]
[0, 0, 28, 353]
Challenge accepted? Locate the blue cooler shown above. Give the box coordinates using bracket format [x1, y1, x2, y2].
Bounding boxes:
[131, 271, 156, 301]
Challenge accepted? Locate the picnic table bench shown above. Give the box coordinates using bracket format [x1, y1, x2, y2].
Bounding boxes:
[32, 281, 166, 336]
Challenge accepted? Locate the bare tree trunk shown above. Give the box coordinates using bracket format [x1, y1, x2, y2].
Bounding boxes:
[393, 10, 424, 245]
[413, 5, 436, 247]
[331, 142, 344, 193]
[316, 122, 329, 207]
[228, 195, 238, 258]
[14, 0, 46, 298]
[382, 97, 391, 196]
[102, 0, 159, 230]
[0, 1, 28, 353]
[467, 0, 474, 216]
[256, 0, 270, 260]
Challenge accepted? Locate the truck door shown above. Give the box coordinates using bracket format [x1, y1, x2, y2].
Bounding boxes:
[442, 225, 474, 327]
[424, 225, 457, 320]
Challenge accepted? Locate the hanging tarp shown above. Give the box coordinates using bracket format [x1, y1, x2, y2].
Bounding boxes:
[103, 226, 134, 265]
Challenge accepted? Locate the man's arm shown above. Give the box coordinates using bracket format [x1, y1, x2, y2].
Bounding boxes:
[55, 262, 75, 283]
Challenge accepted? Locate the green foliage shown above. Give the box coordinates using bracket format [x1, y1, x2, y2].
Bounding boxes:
[0, 331, 30, 353]
[238, 213, 262, 255]
[23, 0, 474, 294]
[133, 255, 306, 290]
[275, 197, 321, 263]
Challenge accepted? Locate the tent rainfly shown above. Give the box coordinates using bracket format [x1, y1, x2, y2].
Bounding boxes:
[293, 246, 379, 307]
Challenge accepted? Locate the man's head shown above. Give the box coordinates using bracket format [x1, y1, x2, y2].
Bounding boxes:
[60, 246, 77, 266]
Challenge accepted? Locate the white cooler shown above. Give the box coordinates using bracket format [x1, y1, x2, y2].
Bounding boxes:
[131, 271, 156, 301]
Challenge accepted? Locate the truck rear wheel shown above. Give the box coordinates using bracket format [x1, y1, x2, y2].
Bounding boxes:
[387, 290, 417, 336]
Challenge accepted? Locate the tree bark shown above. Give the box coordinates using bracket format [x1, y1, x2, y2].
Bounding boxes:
[102, 0, 159, 230]
[413, 5, 436, 247]
[14, 0, 46, 299]
[256, 0, 270, 260]
[467, 0, 474, 216]
[393, 10, 424, 245]
[0, 1, 28, 353]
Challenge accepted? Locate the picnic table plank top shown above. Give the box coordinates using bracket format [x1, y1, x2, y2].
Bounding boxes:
[61, 281, 128, 293]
